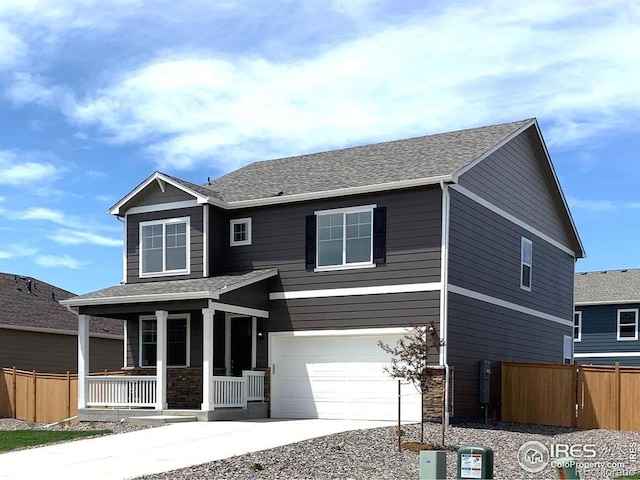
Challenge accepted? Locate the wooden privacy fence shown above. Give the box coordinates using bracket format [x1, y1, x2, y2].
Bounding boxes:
[0, 367, 122, 424]
[502, 361, 640, 431]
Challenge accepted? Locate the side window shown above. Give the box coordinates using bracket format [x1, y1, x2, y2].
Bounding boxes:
[140, 315, 190, 367]
[230, 218, 252, 246]
[562, 335, 573, 364]
[574, 312, 582, 342]
[617, 309, 638, 341]
[520, 237, 532, 291]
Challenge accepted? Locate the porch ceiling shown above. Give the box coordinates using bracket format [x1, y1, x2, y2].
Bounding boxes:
[60, 269, 278, 307]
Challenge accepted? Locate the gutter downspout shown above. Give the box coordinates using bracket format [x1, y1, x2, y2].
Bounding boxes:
[439, 180, 451, 425]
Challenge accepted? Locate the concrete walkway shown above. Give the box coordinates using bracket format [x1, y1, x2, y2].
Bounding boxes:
[0, 419, 394, 480]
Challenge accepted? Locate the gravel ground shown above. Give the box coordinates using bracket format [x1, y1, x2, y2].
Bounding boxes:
[134, 421, 640, 480]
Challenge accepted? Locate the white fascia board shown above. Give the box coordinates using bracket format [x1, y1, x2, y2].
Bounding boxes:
[0, 323, 124, 340]
[269, 282, 441, 300]
[224, 175, 453, 209]
[209, 301, 269, 318]
[109, 172, 211, 216]
[576, 300, 640, 306]
[126, 200, 199, 215]
[574, 352, 640, 358]
[269, 326, 412, 338]
[60, 290, 215, 307]
[215, 269, 279, 297]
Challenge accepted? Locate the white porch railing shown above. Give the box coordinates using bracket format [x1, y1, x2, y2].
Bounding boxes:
[211, 370, 266, 408]
[87, 376, 157, 407]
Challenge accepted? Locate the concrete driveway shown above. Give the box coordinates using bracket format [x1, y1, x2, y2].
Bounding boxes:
[0, 419, 394, 480]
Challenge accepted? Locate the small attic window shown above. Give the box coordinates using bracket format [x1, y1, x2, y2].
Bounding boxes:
[230, 218, 252, 246]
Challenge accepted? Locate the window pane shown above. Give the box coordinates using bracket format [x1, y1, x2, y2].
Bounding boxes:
[345, 211, 371, 263]
[620, 311, 636, 325]
[167, 318, 187, 366]
[521, 264, 531, 288]
[142, 248, 163, 273]
[233, 223, 246, 242]
[318, 239, 342, 266]
[620, 325, 636, 338]
[141, 320, 157, 367]
[522, 240, 532, 264]
[166, 245, 187, 270]
[346, 237, 371, 263]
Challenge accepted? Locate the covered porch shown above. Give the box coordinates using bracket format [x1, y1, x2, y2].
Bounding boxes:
[60, 269, 277, 421]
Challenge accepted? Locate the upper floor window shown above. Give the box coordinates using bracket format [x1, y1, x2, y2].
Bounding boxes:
[573, 311, 582, 342]
[230, 218, 252, 246]
[520, 237, 532, 291]
[617, 308, 638, 341]
[562, 335, 573, 364]
[316, 206, 374, 270]
[140, 217, 190, 277]
[140, 315, 190, 367]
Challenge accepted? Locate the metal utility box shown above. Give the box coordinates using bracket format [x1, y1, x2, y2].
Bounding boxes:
[419, 451, 446, 480]
[478, 360, 491, 405]
[457, 445, 494, 479]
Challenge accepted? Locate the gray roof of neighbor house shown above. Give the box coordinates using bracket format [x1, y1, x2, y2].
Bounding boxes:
[575, 269, 640, 305]
[0, 273, 123, 337]
[61, 269, 278, 306]
[205, 119, 534, 202]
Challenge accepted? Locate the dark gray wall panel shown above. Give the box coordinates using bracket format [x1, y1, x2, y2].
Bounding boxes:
[575, 304, 640, 359]
[226, 187, 442, 291]
[0, 329, 123, 373]
[457, 129, 571, 248]
[219, 281, 270, 311]
[447, 293, 571, 419]
[448, 188, 574, 319]
[135, 183, 195, 207]
[208, 206, 227, 275]
[126, 206, 204, 283]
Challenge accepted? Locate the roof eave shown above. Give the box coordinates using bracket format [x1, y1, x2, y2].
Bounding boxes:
[575, 300, 640, 307]
[60, 290, 215, 307]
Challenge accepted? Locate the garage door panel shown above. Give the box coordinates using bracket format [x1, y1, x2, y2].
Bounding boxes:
[272, 332, 423, 421]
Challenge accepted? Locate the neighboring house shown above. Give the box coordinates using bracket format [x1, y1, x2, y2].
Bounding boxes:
[574, 269, 640, 366]
[0, 273, 124, 373]
[61, 118, 585, 422]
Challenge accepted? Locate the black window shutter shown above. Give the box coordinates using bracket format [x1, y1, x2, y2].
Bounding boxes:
[305, 214, 316, 270]
[373, 206, 386, 265]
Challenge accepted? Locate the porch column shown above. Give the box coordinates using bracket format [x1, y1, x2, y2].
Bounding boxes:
[225, 315, 231, 375]
[251, 317, 257, 369]
[201, 307, 215, 411]
[155, 310, 168, 410]
[78, 314, 90, 409]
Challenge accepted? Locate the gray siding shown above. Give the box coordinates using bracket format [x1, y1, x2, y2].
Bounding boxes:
[447, 293, 571, 419]
[0, 329, 123, 373]
[448, 188, 574, 319]
[135, 183, 195, 207]
[574, 304, 640, 366]
[208, 206, 227, 275]
[126, 207, 204, 283]
[457, 129, 571, 249]
[220, 281, 272, 312]
[226, 187, 442, 291]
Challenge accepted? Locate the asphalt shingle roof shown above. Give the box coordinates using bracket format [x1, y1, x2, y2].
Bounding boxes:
[204, 119, 533, 202]
[0, 273, 123, 335]
[575, 269, 640, 304]
[65, 269, 277, 304]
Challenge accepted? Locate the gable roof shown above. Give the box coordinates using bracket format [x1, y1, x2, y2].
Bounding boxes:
[0, 273, 123, 338]
[575, 269, 640, 306]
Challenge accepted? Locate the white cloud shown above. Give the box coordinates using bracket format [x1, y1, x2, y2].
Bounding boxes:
[48, 229, 121, 247]
[21, 207, 66, 224]
[60, 0, 640, 171]
[5, 73, 59, 106]
[568, 197, 640, 212]
[0, 151, 60, 186]
[0, 243, 38, 259]
[35, 254, 84, 269]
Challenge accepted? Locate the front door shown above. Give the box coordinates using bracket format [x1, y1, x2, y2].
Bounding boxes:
[231, 317, 252, 376]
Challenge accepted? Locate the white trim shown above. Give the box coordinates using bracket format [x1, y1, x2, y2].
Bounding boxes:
[225, 315, 231, 376]
[61, 291, 213, 306]
[448, 284, 573, 327]
[576, 299, 640, 306]
[269, 282, 442, 300]
[439, 181, 451, 425]
[123, 320, 128, 368]
[617, 308, 639, 341]
[139, 313, 191, 368]
[209, 301, 269, 318]
[203, 204, 209, 277]
[78, 314, 89, 409]
[126, 200, 198, 215]
[0, 323, 123, 340]
[520, 237, 533, 292]
[314, 263, 376, 273]
[450, 184, 576, 257]
[563, 335, 573, 364]
[122, 216, 127, 284]
[139, 217, 191, 278]
[230, 217, 252, 246]
[227, 176, 452, 209]
[270, 326, 413, 339]
[251, 317, 257, 369]
[574, 311, 582, 342]
[574, 352, 640, 358]
[313, 204, 377, 215]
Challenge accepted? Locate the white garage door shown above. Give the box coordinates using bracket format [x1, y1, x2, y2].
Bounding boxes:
[270, 332, 422, 421]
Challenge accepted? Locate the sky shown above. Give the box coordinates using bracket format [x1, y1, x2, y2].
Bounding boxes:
[0, 0, 639, 295]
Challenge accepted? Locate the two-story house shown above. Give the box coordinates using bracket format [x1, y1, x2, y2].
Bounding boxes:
[61, 118, 585, 423]
[574, 269, 640, 366]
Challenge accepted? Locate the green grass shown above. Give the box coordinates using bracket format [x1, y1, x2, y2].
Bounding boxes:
[616, 474, 640, 479]
[0, 429, 112, 452]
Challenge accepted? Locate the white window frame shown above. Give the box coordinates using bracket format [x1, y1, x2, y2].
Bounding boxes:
[314, 204, 376, 272]
[139, 314, 191, 367]
[520, 237, 532, 292]
[573, 311, 582, 342]
[562, 335, 573, 364]
[139, 217, 190, 278]
[230, 218, 252, 246]
[617, 308, 638, 341]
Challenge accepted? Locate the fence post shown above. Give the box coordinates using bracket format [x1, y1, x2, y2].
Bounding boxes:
[32, 370, 37, 422]
[615, 362, 621, 431]
[12, 366, 17, 419]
